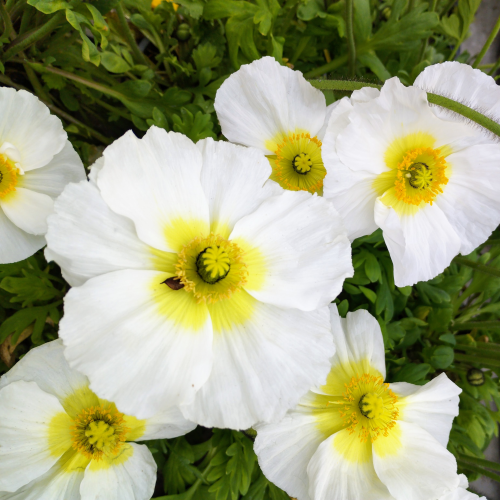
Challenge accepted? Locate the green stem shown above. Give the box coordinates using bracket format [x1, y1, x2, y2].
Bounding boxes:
[418, 0, 439, 62]
[2, 11, 65, 61]
[0, 0, 14, 40]
[346, 0, 356, 78]
[451, 322, 500, 332]
[309, 79, 381, 91]
[455, 345, 500, 361]
[115, 2, 150, 67]
[476, 341, 500, 351]
[458, 459, 500, 483]
[454, 352, 500, 369]
[458, 454, 500, 473]
[488, 56, 500, 76]
[94, 98, 132, 121]
[473, 14, 500, 68]
[23, 60, 52, 104]
[454, 256, 500, 279]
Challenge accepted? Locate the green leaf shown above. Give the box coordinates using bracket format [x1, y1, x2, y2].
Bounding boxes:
[28, 0, 69, 13]
[172, 108, 216, 142]
[358, 52, 392, 81]
[439, 333, 457, 346]
[176, 0, 205, 19]
[297, 0, 327, 21]
[0, 306, 51, 344]
[41, 73, 66, 89]
[358, 285, 377, 303]
[101, 52, 132, 73]
[392, 363, 431, 384]
[429, 345, 454, 369]
[441, 14, 461, 40]
[116, 80, 152, 99]
[337, 299, 349, 318]
[163, 438, 198, 495]
[364, 252, 382, 282]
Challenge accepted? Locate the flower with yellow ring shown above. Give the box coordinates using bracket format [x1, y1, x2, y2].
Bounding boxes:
[322, 72, 500, 287]
[215, 57, 332, 195]
[0, 340, 196, 499]
[46, 127, 353, 430]
[255, 305, 463, 500]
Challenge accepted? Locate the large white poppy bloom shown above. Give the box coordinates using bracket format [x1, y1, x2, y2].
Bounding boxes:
[255, 306, 462, 500]
[322, 73, 500, 286]
[45, 127, 352, 429]
[215, 57, 332, 195]
[0, 340, 196, 500]
[0, 88, 85, 263]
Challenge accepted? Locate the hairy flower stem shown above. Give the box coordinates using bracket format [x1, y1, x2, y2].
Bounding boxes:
[473, 13, 500, 69]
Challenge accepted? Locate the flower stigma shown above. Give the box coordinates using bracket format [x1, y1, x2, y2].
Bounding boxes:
[0, 154, 18, 198]
[272, 133, 326, 194]
[71, 405, 130, 460]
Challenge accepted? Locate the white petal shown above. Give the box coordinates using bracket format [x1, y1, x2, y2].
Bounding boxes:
[0, 187, 54, 235]
[19, 141, 85, 198]
[181, 295, 334, 429]
[374, 199, 461, 287]
[436, 143, 500, 255]
[316, 305, 386, 396]
[45, 181, 161, 287]
[88, 156, 104, 185]
[390, 373, 461, 448]
[0, 381, 70, 492]
[0, 208, 45, 264]
[230, 190, 352, 311]
[307, 429, 393, 500]
[80, 443, 156, 500]
[0, 88, 66, 172]
[197, 138, 281, 237]
[215, 56, 326, 154]
[0, 450, 84, 500]
[0, 340, 89, 411]
[141, 406, 197, 440]
[59, 269, 213, 419]
[414, 61, 500, 134]
[97, 128, 209, 253]
[373, 421, 459, 500]
[316, 100, 342, 141]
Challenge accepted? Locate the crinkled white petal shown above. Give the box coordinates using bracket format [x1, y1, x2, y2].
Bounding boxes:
[231, 191, 352, 311]
[0, 208, 45, 264]
[80, 443, 156, 500]
[436, 143, 500, 255]
[374, 199, 461, 287]
[372, 421, 459, 500]
[307, 430, 393, 500]
[59, 270, 213, 419]
[0, 187, 54, 235]
[97, 127, 209, 253]
[0, 88, 66, 172]
[316, 100, 342, 141]
[0, 340, 88, 407]
[390, 373, 461, 448]
[197, 138, 281, 236]
[181, 298, 333, 429]
[215, 56, 326, 154]
[142, 406, 197, 440]
[0, 381, 69, 492]
[19, 141, 85, 198]
[45, 181, 158, 287]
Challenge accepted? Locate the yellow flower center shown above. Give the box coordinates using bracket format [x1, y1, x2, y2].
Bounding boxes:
[0, 154, 18, 198]
[71, 405, 130, 460]
[394, 147, 448, 206]
[175, 234, 248, 303]
[272, 133, 326, 195]
[339, 374, 399, 443]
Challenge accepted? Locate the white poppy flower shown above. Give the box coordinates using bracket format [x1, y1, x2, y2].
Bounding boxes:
[45, 127, 353, 429]
[322, 75, 500, 286]
[215, 56, 333, 195]
[437, 475, 486, 500]
[0, 339, 196, 500]
[0, 88, 85, 263]
[254, 305, 462, 500]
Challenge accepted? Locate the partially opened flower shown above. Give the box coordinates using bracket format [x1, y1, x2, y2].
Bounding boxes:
[322, 75, 500, 286]
[255, 306, 462, 500]
[46, 127, 352, 429]
[0, 88, 85, 264]
[0, 340, 195, 500]
[215, 57, 331, 195]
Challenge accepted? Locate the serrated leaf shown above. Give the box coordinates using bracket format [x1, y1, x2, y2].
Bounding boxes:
[42, 73, 66, 90]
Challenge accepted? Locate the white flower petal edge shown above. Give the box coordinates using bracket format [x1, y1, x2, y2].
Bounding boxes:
[181, 300, 334, 429]
[60, 269, 213, 418]
[97, 127, 210, 253]
[80, 443, 156, 500]
[437, 475, 486, 500]
[230, 191, 353, 311]
[215, 56, 326, 154]
[0, 380, 70, 492]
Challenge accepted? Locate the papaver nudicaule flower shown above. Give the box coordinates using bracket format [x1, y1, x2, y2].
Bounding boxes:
[0, 340, 196, 500]
[255, 306, 462, 500]
[45, 127, 353, 429]
[215, 56, 332, 195]
[323, 71, 500, 286]
[0, 88, 85, 263]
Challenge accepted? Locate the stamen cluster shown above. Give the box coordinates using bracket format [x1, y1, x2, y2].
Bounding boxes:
[0, 154, 18, 198]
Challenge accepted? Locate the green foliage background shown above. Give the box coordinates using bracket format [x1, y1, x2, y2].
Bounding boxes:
[1, 0, 500, 497]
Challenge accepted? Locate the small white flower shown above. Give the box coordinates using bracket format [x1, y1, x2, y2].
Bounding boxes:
[0, 340, 196, 500]
[45, 127, 353, 429]
[215, 56, 333, 195]
[0, 88, 85, 263]
[322, 73, 500, 286]
[255, 306, 462, 500]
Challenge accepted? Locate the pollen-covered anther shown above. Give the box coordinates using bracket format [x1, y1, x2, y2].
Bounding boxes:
[0, 154, 18, 198]
[272, 132, 326, 194]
